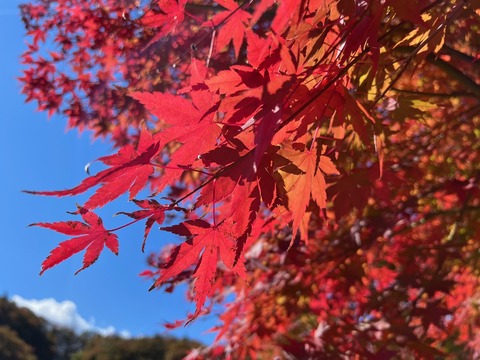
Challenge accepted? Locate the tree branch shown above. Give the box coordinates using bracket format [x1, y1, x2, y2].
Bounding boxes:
[426, 53, 480, 99]
[391, 88, 477, 98]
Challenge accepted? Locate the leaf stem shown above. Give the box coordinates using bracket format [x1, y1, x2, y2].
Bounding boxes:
[150, 162, 212, 176]
[212, 178, 217, 227]
[108, 218, 142, 232]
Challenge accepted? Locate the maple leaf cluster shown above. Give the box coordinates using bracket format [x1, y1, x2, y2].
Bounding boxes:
[21, 0, 480, 358]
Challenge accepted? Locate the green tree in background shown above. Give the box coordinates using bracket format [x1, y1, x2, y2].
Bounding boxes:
[0, 297, 55, 360]
[0, 326, 37, 360]
[0, 298, 200, 359]
[74, 335, 201, 360]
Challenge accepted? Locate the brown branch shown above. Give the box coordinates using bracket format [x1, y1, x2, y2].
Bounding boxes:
[426, 53, 480, 99]
[440, 45, 480, 71]
[391, 88, 477, 98]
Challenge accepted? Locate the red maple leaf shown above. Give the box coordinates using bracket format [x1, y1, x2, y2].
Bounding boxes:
[246, 30, 279, 70]
[117, 199, 167, 251]
[141, 0, 187, 48]
[152, 219, 246, 318]
[25, 128, 161, 209]
[202, 0, 252, 58]
[131, 91, 220, 193]
[198, 149, 275, 240]
[131, 87, 219, 148]
[204, 69, 243, 96]
[32, 207, 119, 275]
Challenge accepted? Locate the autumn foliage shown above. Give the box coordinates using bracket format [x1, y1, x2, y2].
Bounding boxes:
[20, 0, 480, 358]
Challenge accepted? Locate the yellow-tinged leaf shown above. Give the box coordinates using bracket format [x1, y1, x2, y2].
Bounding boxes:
[276, 143, 338, 242]
[358, 70, 371, 88]
[395, 13, 446, 57]
[374, 132, 385, 179]
[320, 155, 340, 175]
[411, 99, 437, 111]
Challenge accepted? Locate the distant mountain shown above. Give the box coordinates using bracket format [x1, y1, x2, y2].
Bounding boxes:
[0, 297, 201, 360]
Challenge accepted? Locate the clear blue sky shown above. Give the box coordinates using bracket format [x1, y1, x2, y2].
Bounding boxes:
[0, 1, 215, 343]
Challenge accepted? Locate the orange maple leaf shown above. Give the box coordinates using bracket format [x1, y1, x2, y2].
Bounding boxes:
[277, 142, 339, 241]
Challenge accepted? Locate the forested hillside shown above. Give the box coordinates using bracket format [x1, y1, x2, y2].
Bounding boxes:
[0, 297, 200, 360]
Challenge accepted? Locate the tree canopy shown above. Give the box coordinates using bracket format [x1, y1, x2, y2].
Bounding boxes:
[20, 0, 480, 358]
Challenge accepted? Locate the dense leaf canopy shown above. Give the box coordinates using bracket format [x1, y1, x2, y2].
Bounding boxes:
[21, 0, 480, 358]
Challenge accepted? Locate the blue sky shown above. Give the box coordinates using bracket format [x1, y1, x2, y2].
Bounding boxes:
[0, 1, 215, 343]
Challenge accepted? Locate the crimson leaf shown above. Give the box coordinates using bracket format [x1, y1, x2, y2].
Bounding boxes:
[117, 199, 167, 252]
[32, 207, 119, 275]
